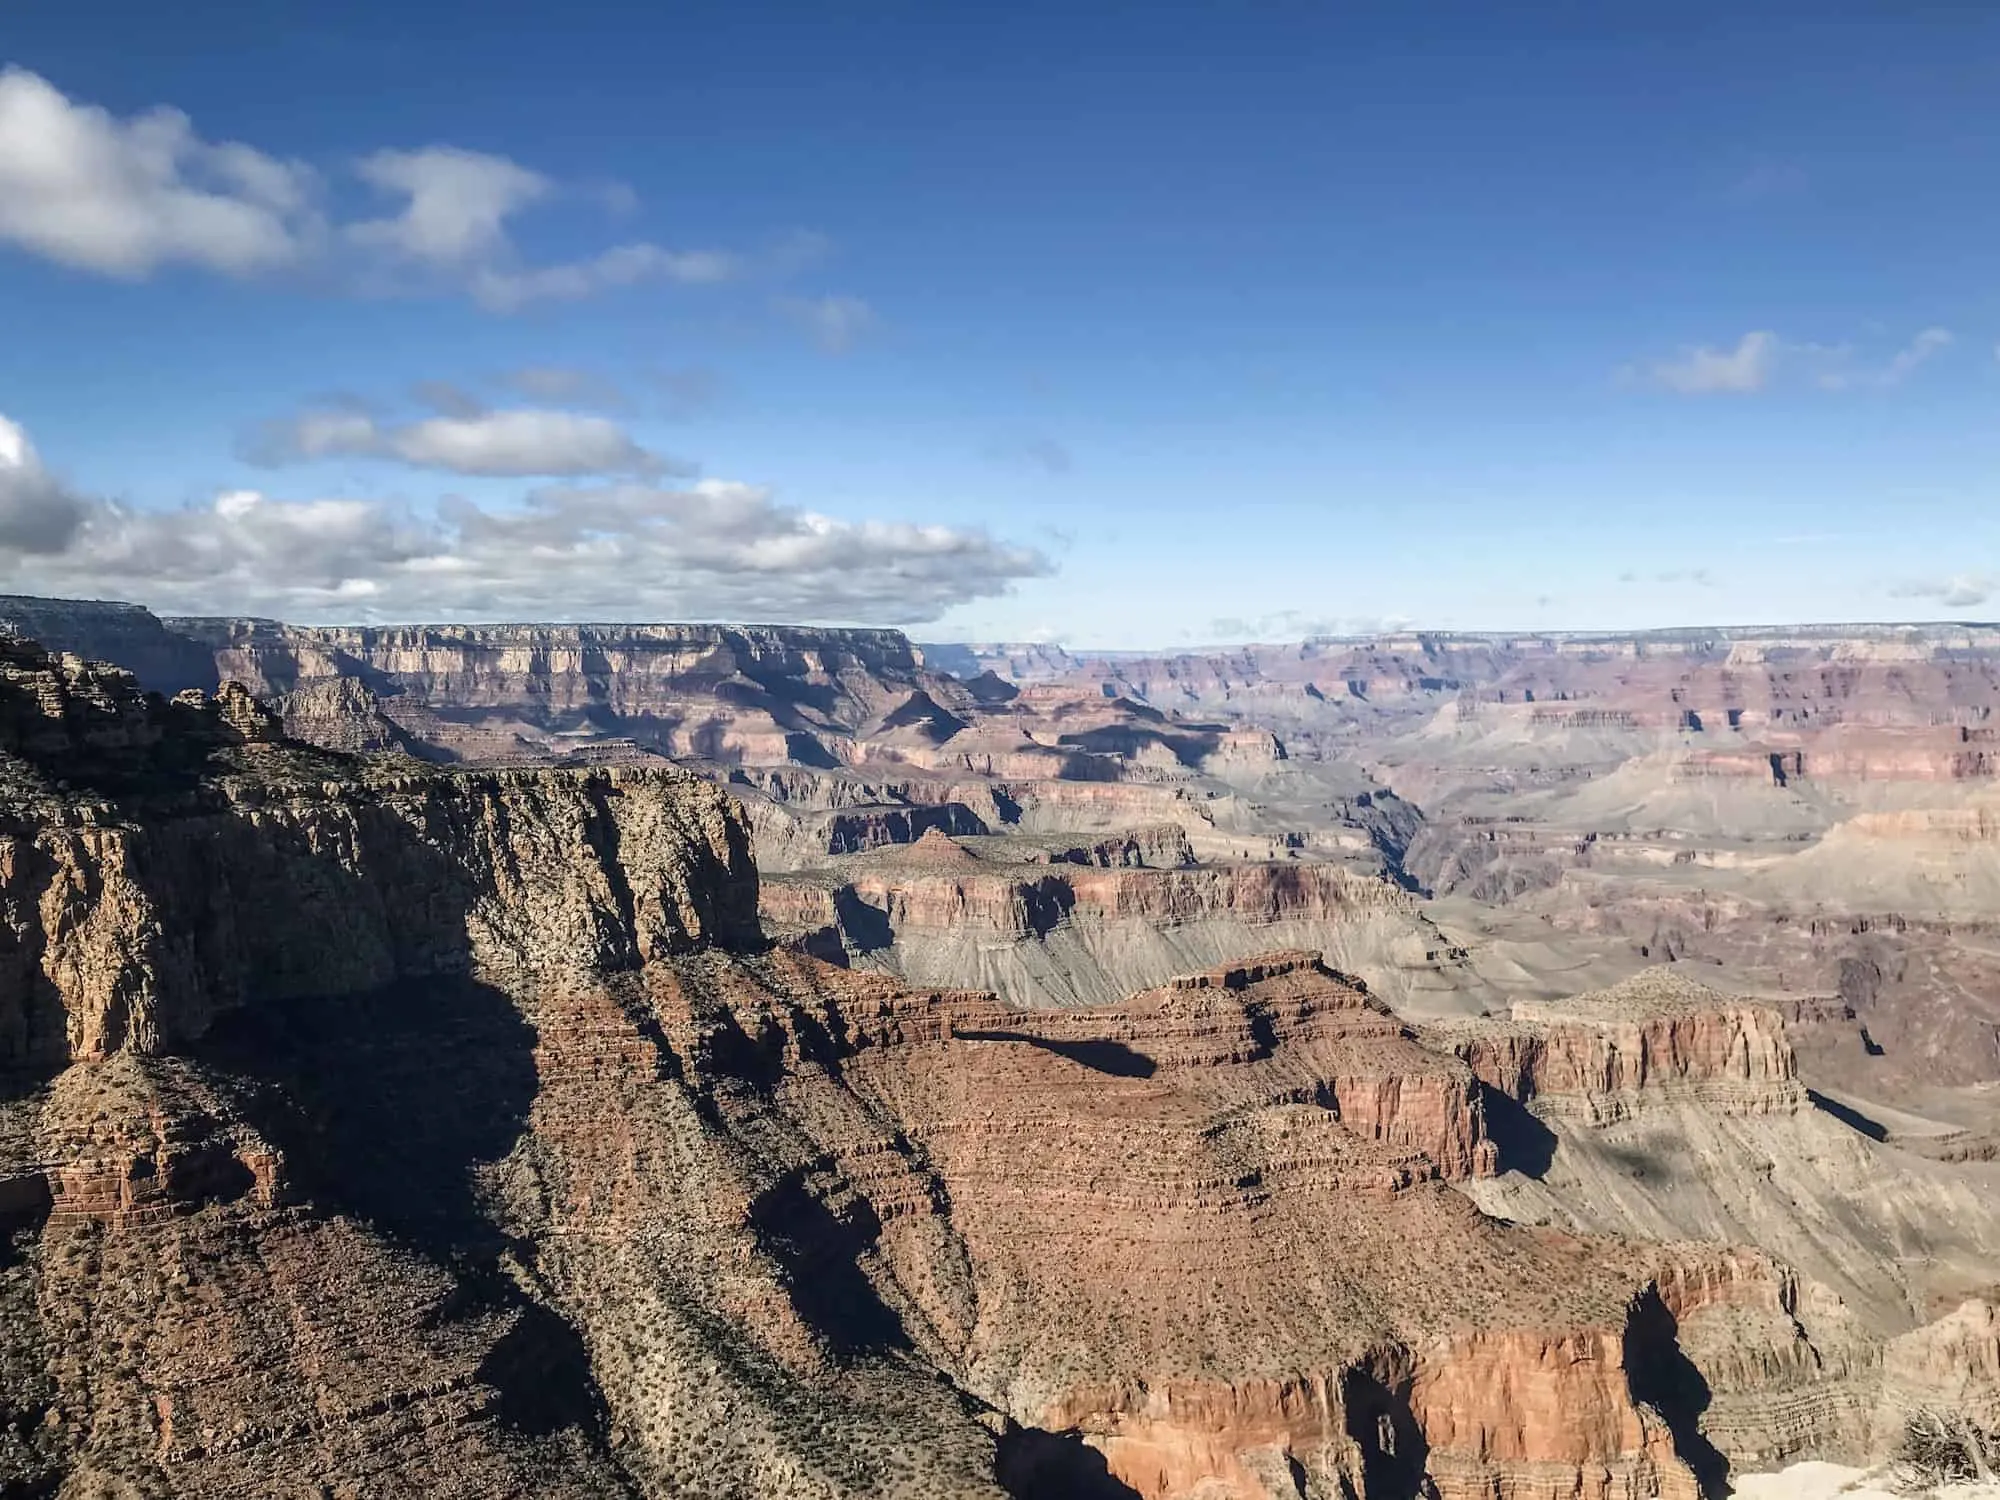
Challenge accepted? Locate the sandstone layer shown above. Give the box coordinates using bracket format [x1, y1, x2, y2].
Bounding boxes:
[3, 604, 2000, 1498]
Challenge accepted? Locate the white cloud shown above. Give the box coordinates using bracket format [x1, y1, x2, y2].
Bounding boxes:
[395, 412, 676, 477]
[777, 294, 876, 353]
[0, 67, 747, 312]
[348, 146, 548, 265]
[0, 414, 89, 553]
[248, 407, 680, 477]
[0, 65, 316, 277]
[1641, 331, 1779, 395]
[1892, 575, 1992, 610]
[1632, 326, 1953, 396]
[469, 242, 736, 311]
[1819, 327, 1952, 390]
[1881, 327, 1953, 384]
[0, 414, 1050, 623]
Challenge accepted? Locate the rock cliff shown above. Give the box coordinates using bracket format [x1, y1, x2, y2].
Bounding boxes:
[0, 594, 218, 696]
[1440, 970, 1806, 1124]
[0, 637, 757, 1068]
[759, 838, 1468, 1008]
[4, 623, 1999, 1498]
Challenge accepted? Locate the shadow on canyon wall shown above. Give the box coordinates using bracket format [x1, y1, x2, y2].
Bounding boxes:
[1476, 1084, 1558, 1179]
[167, 817, 625, 1460]
[745, 1170, 913, 1357]
[1807, 1088, 1889, 1142]
[957, 1031, 1159, 1079]
[995, 1426, 1143, 1499]
[1343, 1363, 1435, 1500]
[1624, 1287, 1729, 1500]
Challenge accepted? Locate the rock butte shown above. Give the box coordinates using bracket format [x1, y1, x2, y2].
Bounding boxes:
[0, 598, 1996, 1498]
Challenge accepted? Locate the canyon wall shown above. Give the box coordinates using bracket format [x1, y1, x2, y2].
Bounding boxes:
[3, 608, 1999, 1498]
[0, 643, 1803, 1499]
[759, 846, 1467, 1009]
[1441, 972, 1805, 1124]
[1, 638, 757, 1067]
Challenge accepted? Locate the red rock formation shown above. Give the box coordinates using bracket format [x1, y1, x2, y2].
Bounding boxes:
[1439, 971, 1803, 1123]
[688, 950, 1712, 1500]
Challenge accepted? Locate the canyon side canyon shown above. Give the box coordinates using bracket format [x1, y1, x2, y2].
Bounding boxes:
[1, 593, 1997, 1500]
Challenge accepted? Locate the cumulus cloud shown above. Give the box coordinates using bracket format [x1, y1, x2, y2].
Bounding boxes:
[0, 66, 748, 312]
[348, 155, 735, 308]
[2, 412, 1048, 622]
[0, 415, 89, 553]
[1892, 576, 1992, 610]
[348, 146, 548, 265]
[0, 64, 316, 277]
[777, 294, 876, 353]
[1638, 331, 1779, 395]
[246, 407, 681, 478]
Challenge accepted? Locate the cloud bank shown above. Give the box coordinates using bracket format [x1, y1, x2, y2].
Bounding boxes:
[0, 413, 1050, 624]
[1892, 575, 1992, 610]
[0, 416, 90, 553]
[0, 66, 737, 311]
[0, 65, 318, 278]
[246, 407, 682, 478]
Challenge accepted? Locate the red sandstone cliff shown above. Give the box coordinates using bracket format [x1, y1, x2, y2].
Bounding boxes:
[1439, 971, 1804, 1124]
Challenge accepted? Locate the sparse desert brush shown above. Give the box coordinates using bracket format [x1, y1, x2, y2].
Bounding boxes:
[1888, 1409, 1998, 1494]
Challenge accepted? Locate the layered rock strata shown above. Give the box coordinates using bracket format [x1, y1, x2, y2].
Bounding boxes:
[758, 835, 1463, 1008]
[1439, 970, 1806, 1124]
[3, 629, 1998, 1499]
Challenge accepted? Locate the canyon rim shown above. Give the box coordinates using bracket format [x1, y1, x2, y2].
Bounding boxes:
[0, 598, 1996, 1498]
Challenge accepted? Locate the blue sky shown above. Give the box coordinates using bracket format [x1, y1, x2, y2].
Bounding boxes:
[2, 1, 1997, 646]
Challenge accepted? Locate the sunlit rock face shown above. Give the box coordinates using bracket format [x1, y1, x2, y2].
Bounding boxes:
[2, 610, 1999, 1498]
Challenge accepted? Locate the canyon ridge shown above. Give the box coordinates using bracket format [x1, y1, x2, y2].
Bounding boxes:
[1, 593, 1997, 1500]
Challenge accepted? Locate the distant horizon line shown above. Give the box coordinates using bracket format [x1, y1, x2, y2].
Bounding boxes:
[4, 591, 1999, 657]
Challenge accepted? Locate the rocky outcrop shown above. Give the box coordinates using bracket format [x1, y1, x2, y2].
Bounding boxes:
[0, 637, 757, 1066]
[171, 617, 924, 709]
[0, 594, 218, 695]
[826, 859, 1420, 942]
[757, 843, 1455, 1009]
[268, 674, 416, 753]
[6, 763, 755, 1064]
[694, 951, 1715, 1500]
[1878, 1300, 2000, 1441]
[1438, 970, 1805, 1124]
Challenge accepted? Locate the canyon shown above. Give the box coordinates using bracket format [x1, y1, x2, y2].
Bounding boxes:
[0, 596, 1997, 1498]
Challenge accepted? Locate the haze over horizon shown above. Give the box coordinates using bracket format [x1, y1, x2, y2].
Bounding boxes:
[3, 3, 1998, 647]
